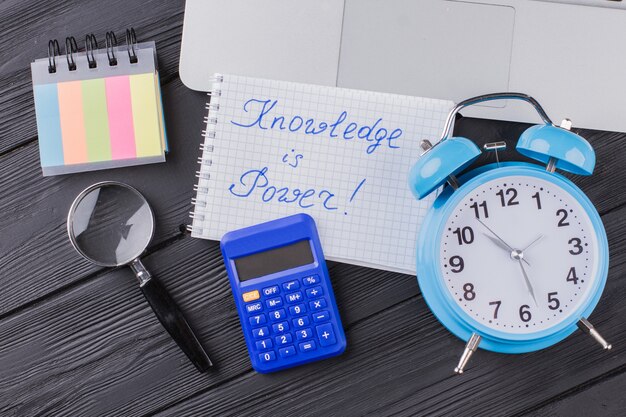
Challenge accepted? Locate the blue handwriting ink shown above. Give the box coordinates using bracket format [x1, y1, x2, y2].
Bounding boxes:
[230, 99, 402, 155]
[281, 149, 304, 168]
[229, 167, 338, 210]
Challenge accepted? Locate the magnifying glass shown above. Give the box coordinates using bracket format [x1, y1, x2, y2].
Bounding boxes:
[67, 181, 212, 372]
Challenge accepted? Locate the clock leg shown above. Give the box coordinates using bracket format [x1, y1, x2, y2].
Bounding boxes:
[577, 318, 612, 350]
[454, 333, 482, 374]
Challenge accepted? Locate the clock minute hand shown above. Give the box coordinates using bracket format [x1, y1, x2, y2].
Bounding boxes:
[517, 259, 538, 307]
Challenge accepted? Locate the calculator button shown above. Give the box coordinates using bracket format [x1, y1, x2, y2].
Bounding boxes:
[269, 309, 287, 321]
[316, 323, 337, 347]
[242, 290, 260, 302]
[299, 341, 317, 352]
[255, 338, 273, 351]
[282, 280, 300, 291]
[293, 316, 310, 328]
[245, 302, 263, 314]
[305, 286, 324, 298]
[266, 297, 283, 309]
[275, 333, 293, 346]
[285, 291, 304, 303]
[259, 351, 276, 363]
[302, 275, 320, 286]
[252, 327, 269, 339]
[279, 346, 296, 358]
[312, 311, 330, 323]
[249, 314, 266, 326]
[296, 328, 313, 341]
[309, 299, 327, 311]
[262, 285, 280, 297]
[272, 321, 290, 334]
[289, 304, 307, 316]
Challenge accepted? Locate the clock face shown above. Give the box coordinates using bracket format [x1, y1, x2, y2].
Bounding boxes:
[440, 174, 600, 335]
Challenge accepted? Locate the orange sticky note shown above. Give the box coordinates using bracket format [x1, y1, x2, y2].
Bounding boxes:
[57, 81, 88, 164]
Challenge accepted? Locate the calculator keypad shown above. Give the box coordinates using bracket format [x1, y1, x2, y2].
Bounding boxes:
[244, 274, 339, 365]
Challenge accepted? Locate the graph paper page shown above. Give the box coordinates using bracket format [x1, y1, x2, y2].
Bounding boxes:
[191, 74, 453, 274]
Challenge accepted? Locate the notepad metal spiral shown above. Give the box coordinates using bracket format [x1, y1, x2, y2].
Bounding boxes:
[47, 28, 140, 73]
[188, 74, 223, 236]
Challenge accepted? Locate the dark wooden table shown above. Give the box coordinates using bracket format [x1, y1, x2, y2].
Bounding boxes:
[1, 1, 624, 416]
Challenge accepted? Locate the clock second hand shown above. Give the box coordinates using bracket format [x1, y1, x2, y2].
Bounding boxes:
[522, 234, 545, 253]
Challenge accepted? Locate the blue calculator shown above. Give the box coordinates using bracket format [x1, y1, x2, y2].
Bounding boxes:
[221, 213, 347, 373]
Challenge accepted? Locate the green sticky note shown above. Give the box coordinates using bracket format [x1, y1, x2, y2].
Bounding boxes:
[82, 78, 112, 162]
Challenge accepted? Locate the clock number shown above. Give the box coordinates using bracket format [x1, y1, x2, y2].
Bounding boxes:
[463, 283, 476, 301]
[566, 267, 579, 284]
[548, 292, 560, 310]
[568, 237, 583, 255]
[470, 200, 489, 219]
[531, 192, 542, 210]
[556, 209, 570, 227]
[452, 226, 474, 245]
[496, 188, 519, 207]
[519, 305, 532, 322]
[489, 300, 502, 319]
[449, 256, 464, 273]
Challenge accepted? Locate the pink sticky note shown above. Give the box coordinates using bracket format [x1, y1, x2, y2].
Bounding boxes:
[105, 76, 136, 160]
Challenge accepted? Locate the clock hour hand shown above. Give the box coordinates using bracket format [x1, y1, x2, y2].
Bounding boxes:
[517, 259, 538, 307]
[474, 218, 533, 266]
[481, 233, 531, 267]
[475, 217, 515, 251]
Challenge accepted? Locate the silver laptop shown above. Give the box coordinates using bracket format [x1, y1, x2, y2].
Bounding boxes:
[180, 0, 626, 133]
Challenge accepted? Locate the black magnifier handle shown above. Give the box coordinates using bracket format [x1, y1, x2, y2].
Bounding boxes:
[132, 262, 212, 372]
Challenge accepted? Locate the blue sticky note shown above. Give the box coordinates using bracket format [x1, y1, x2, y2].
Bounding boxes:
[33, 83, 64, 167]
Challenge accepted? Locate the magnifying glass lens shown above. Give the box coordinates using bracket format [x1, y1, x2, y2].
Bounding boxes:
[70, 184, 153, 266]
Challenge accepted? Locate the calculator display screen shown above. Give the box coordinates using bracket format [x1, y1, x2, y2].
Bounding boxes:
[234, 240, 314, 281]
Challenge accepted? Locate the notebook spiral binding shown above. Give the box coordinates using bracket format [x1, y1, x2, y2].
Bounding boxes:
[47, 28, 139, 74]
[187, 74, 224, 235]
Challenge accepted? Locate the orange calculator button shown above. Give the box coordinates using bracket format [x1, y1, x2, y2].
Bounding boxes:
[243, 290, 260, 302]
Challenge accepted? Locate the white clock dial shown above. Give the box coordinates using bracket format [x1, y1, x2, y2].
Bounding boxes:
[440, 175, 599, 334]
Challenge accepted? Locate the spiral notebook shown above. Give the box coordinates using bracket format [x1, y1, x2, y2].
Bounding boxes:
[190, 74, 453, 274]
[30, 30, 167, 176]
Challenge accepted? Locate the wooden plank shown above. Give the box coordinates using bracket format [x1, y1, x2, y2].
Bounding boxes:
[0, 233, 418, 416]
[0, 0, 185, 154]
[152, 206, 626, 417]
[0, 204, 623, 416]
[0, 78, 207, 316]
[523, 369, 626, 416]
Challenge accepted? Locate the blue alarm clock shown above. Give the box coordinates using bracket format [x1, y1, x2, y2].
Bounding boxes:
[408, 93, 612, 374]
[221, 213, 346, 373]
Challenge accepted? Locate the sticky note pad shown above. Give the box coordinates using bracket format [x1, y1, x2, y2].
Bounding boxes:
[30, 41, 166, 176]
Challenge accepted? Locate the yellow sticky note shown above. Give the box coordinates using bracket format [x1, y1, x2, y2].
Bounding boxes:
[129, 72, 163, 157]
